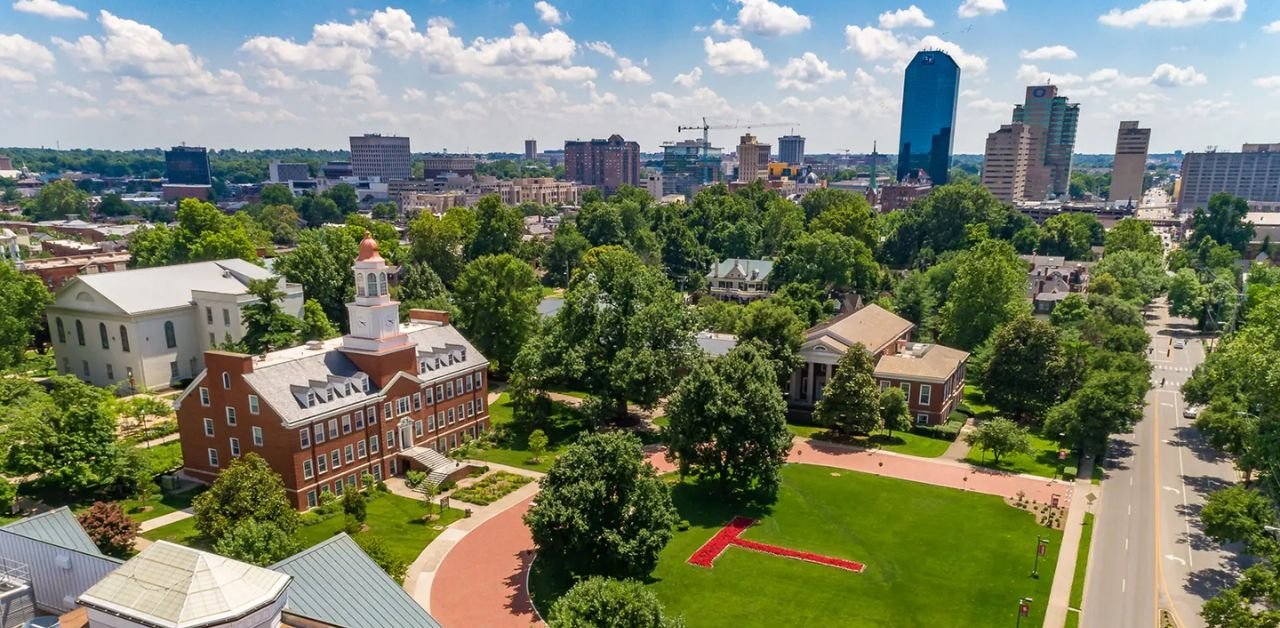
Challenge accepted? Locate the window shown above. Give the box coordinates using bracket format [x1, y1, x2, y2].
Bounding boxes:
[342, 415, 352, 434]
[347, 473, 357, 488]
[320, 484, 330, 494]
[357, 440, 367, 458]
[366, 273, 378, 298]
[106, 364, 114, 380]
[396, 397, 410, 415]
[413, 393, 422, 411]
[383, 402, 392, 418]
[248, 395, 259, 415]
[328, 419, 338, 439]
[435, 385, 443, 401]
[99, 322, 110, 349]
[467, 401, 475, 418]
[465, 375, 473, 392]
[357, 273, 365, 297]
[203, 418, 214, 437]
[208, 333, 215, 346]
[367, 406, 378, 424]
[899, 383, 911, 399]
[919, 384, 932, 405]
[206, 306, 213, 324]
[252, 426, 263, 447]
[170, 361, 179, 380]
[428, 414, 436, 431]
[370, 435, 380, 453]
[916, 414, 929, 426]
[81, 360, 90, 377]
[344, 444, 354, 463]
[425, 387, 434, 405]
[208, 448, 219, 467]
[334, 480, 344, 496]
[326, 387, 334, 402]
[314, 424, 326, 444]
[55, 318, 65, 343]
[378, 273, 387, 296]
[306, 491, 317, 509]
[300, 428, 311, 449]
[355, 410, 365, 429]
[119, 326, 130, 352]
[222, 308, 230, 326]
[446, 381, 454, 399]
[447, 408, 455, 424]
[303, 459, 314, 479]
[386, 430, 395, 448]
[229, 437, 241, 457]
[164, 321, 177, 348]
[372, 464, 382, 481]
[222, 372, 231, 389]
[451, 433, 458, 448]
[478, 397, 485, 412]
[475, 371, 484, 389]
[331, 450, 341, 469]
[317, 453, 327, 473]
[879, 380, 889, 391]
[75, 320, 85, 346]
[226, 406, 237, 426]
[414, 420, 423, 437]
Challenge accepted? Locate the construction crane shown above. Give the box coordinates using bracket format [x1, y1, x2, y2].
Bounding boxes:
[676, 118, 799, 184]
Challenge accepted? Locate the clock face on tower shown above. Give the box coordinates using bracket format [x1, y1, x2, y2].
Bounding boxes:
[383, 318, 395, 332]
[353, 310, 370, 332]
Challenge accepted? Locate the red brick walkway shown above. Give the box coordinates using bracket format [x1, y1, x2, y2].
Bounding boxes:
[429, 496, 542, 628]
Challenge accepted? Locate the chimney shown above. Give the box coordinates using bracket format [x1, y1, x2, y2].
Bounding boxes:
[409, 309, 450, 326]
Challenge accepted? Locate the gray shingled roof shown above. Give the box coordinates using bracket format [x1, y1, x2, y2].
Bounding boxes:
[707, 258, 774, 280]
[66, 258, 277, 315]
[272, 534, 441, 628]
[0, 506, 102, 555]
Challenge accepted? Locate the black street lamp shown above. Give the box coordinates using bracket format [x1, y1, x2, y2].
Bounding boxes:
[1031, 536, 1050, 578]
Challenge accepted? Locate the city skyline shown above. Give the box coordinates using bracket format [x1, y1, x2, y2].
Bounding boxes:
[0, 0, 1276, 154]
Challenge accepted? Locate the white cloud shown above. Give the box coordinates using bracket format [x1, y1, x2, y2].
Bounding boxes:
[402, 87, 428, 102]
[703, 37, 769, 74]
[1265, 20, 1280, 33]
[1254, 75, 1280, 89]
[1087, 67, 1149, 87]
[586, 41, 616, 58]
[459, 81, 487, 97]
[919, 36, 987, 75]
[1180, 98, 1233, 117]
[968, 97, 1011, 113]
[1020, 45, 1078, 60]
[533, 1, 562, 26]
[879, 5, 934, 28]
[49, 80, 95, 101]
[1016, 64, 1085, 87]
[613, 58, 653, 83]
[1098, 0, 1246, 28]
[648, 86, 732, 116]
[778, 93, 895, 118]
[712, 0, 811, 37]
[957, 0, 1007, 18]
[674, 66, 703, 87]
[775, 52, 846, 91]
[844, 27, 987, 75]
[12, 0, 86, 20]
[0, 33, 55, 83]
[1149, 63, 1206, 87]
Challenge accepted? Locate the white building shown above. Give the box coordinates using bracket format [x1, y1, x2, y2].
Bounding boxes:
[46, 259, 303, 392]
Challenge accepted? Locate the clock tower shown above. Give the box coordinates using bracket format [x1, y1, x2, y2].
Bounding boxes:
[342, 232, 410, 354]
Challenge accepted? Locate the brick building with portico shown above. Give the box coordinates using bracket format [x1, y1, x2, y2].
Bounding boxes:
[175, 234, 490, 509]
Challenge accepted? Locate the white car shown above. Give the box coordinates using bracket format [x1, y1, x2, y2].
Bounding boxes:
[1184, 405, 1202, 419]
[1173, 339, 1186, 349]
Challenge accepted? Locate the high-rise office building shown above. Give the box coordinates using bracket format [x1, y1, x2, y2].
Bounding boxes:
[564, 135, 640, 194]
[165, 146, 211, 186]
[737, 134, 771, 183]
[662, 139, 723, 198]
[269, 161, 311, 183]
[349, 134, 411, 180]
[1012, 85, 1079, 198]
[778, 135, 805, 165]
[524, 139, 537, 161]
[981, 123, 1049, 203]
[1178, 143, 1280, 212]
[1109, 121, 1151, 207]
[897, 50, 960, 185]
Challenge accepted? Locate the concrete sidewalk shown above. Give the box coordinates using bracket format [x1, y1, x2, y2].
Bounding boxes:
[137, 507, 193, 532]
[1044, 454, 1100, 628]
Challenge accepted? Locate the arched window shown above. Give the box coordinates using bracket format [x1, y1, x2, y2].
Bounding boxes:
[55, 318, 65, 344]
[75, 320, 85, 346]
[164, 321, 177, 349]
[120, 326, 130, 353]
[99, 322, 109, 349]
[356, 273, 365, 297]
[366, 273, 378, 298]
[378, 272, 387, 296]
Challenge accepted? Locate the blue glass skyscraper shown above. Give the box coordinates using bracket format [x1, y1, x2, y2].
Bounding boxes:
[896, 50, 960, 185]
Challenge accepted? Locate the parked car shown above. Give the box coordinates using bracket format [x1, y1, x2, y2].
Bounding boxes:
[1173, 339, 1186, 349]
[1184, 405, 1202, 419]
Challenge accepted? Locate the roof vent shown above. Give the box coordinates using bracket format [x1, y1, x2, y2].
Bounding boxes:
[305, 340, 324, 350]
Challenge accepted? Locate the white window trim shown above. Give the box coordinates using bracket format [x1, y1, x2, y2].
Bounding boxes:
[229, 437, 241, 457]
[207, 448, 219, 467]
[916, 413, 929, 426]
[303, 459, 314, 480]
[252, 426, 264, 447]
[248, 395, 259, 415]
[199, 387, 210, 406]
[225, 406, 237, 426]
[300, 429, 311, 449]
[919, 384, 932, 405]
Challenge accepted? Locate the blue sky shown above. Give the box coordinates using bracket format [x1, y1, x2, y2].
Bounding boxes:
[0, 0, 1276, 154]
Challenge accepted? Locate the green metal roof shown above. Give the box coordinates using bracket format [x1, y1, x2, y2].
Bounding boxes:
[272, 534, 441, 628]
[0, 506, 102, 556]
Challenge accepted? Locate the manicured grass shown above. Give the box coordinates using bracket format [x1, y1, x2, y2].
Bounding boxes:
[1091, 463, 1104, 485]
[1069, 513, 1095, 612]
[471, 393, 586, 472]
[450, 471, 533, 506]
[786, 423, 957, 458]
[652, 415, 669, 429]
[785, 421, 825, 438]
[117, 486, 204, 524]
[962, 384, 998, 416]
[964, 430, 1066, 479]
[145, 492, 463, 566]
[543, 386, 589, 399]
[134, 440, 184, 476]
[532, 464, 1060, 628]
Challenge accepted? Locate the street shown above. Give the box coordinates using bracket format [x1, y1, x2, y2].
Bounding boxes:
[1081, 301, 1241, 628]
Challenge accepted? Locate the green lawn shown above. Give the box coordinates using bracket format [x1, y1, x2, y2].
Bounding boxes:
[532, 464, 1060, 627]
[145, 492, 462, 566]
[543, 386, 589, 399]
[470, 393, 586, 472]
[786, 423, 956, 458]
[117, 486, 204, 524]
[1068, 513, 1096, 617]
[964, 430, 1065, 478]
[450, 471, 534, 506]
[961, 384, 998, 416]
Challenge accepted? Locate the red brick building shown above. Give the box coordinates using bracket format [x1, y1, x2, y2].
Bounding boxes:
[564, 134, 640, 194]
[175, 234, 490, 509]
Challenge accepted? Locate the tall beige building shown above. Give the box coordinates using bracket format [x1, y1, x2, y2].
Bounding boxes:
[737, 134, 771, 183]
[1109, 121, 1150, 207]
[982, 123, 1049, 203]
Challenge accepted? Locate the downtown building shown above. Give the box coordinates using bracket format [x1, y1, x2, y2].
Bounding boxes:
[564, 134, 640, 194]
[1109, 121, 1151, 208]
[349, 134, 411, 180]
[736, 133, 772, 183]
[175, 235, 490, 510]
[1178, 143, 1280, 212]
[897, 50, 960, 185]
[165, 145, 211, 185]
[778, 134, 805, 165]
[1012, 85, 1079, 199]
[662, 139, 722, 198]
[981, 123, 1050, 203]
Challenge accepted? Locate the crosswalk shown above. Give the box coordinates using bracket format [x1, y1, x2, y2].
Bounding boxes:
[1153, 365, 1194, 373]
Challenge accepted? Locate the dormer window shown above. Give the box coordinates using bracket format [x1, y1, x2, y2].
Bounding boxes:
[326, 387, 335, 402]
[306, 391, 316, 407]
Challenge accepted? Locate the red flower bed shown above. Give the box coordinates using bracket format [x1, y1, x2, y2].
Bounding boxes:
[686, 515, 865, 573]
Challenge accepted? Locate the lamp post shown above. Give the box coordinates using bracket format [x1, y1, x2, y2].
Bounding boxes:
[1031, 536, 1050, 578]
[1015, 597, 1032, 627]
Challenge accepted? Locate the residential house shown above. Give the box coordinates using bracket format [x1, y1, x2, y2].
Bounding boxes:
[1021, 254, 1088, 313]
[706, 258, 774, 302]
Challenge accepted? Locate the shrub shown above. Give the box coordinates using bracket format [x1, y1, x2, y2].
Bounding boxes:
[213, 519, 298, 566]
[550, 576, 683, 628]
[77, 502, 138, 558]
[355, 535, 408, 583]
[450, 472, 533, 506]
[342, 488, 367, 523]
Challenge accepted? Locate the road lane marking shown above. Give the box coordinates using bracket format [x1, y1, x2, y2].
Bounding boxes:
[1126, 538, 1129, 551]
[1162, 486, 1180, 494]
[1123, 578, 1127, 594]
[1128, 504, 1132, 516]
[1164, 554, 1186, 566]
[1170, 392, 1195, 570]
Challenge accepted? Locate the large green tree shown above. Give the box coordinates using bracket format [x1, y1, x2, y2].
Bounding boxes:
[544, 222, 591, 287]
[1045, 368, 1146, 451]
[128, 199, 259, 268]
[3, 377, 125, 493]
[213, 519, 299, 566]
[467, 195, 523, 259]
[407, 209, 470, 285]
[0, 261, 50, 369]
[453, 254, 541, 373]
[1190, 192, 1254, 253]
[524, 432, 678, 579]
[939, 239, 1029, 349]
[240, 278, 302, 353]
[549, 577, 683, 628]
[770, 230, 878, 296]
[1105, 217, 1164, 256]
[813, 344, 881, 434]
[274, 228, 358, 328]
[193, 453, 299, 542]
[964, 417, 1032, 464]
[665, 342, 792, 497]
[29, 179, 90, 221]
[982, 316, 1065, 422]
[737, 298, 804, 384]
